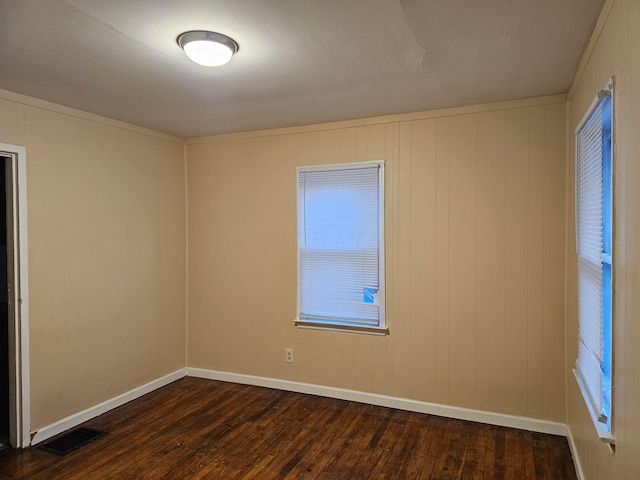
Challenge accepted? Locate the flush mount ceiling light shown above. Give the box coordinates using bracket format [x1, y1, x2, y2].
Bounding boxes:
[177, 31, 239, 67]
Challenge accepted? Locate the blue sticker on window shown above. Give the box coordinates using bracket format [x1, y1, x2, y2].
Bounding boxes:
[364, 287, 376, 304]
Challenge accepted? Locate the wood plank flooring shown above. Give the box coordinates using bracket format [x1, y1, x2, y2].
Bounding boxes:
[0, 377, 577, 479]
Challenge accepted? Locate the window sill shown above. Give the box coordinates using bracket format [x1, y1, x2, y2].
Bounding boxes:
[573, 369, 615, 445]
[294, 319, 389, 336]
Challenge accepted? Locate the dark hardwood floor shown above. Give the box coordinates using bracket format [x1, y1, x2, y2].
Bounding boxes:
[0, 377, 577, 479]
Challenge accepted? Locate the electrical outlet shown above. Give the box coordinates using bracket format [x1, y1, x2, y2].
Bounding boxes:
[285, 348, 294, 363]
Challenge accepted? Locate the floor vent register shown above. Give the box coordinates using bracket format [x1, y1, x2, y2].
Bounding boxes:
[39, 427, 105, 456]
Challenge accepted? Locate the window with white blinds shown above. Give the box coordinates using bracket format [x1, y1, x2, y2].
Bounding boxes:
[296, 161, 385, 333]
[574, 82, 613, 439]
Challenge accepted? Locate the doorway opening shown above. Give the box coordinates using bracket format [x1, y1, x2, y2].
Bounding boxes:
[0, 143, 30, 449]
[0, 158, 8, 446]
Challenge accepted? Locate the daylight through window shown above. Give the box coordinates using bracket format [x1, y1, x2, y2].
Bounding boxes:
[295, 161, 385, 333]
[574, 80, 613, 440]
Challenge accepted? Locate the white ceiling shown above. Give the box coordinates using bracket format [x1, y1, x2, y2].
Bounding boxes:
[0, 0, 604, 138]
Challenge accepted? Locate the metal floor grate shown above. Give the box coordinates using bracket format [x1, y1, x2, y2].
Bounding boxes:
[39, 427, 105, 456]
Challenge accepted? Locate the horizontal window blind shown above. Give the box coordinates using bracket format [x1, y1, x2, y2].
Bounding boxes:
[575, 95, 607, 423]
[297, 162, 383, 327]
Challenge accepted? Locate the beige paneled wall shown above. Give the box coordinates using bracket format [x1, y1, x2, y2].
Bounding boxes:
[566, 0, 640, 478]
[187, 96, 566, 422]
[0, 91, 187, 430]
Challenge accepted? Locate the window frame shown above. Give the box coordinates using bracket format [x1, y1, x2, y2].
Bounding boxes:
[294, 160, 387, 335]
[573, 77, 615, 443]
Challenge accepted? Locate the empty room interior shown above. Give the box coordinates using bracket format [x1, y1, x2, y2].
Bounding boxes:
[0, 0, 639, 478]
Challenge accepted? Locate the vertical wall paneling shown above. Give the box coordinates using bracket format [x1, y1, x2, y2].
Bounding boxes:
[447, 114, 478, 409]
[0, 99, 24, 145]
[356, 127, 368, 160]
[388, 123, 399, 393]
[186, 96, 566, 422]
[505, 108, 530, 415]
[396, 122, 412, 398]
[409, 119, 437, 401]
[527, 106, 546, 419]
[364, 124, 393, 396]
[542, 103, 566, 421]
[5, 101, 186, 430]
[476, 110, 507, 412]
[435, 117, 452, 405]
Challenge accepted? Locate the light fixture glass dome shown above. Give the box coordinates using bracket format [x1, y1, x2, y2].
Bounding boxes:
[177, 31, 239, 67]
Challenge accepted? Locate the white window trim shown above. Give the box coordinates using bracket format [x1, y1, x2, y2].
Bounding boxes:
[573, 76, 615, 444]
[573, 370, 615, 444]
[293, 319, 388, 336]
[294, 160, 387, 335]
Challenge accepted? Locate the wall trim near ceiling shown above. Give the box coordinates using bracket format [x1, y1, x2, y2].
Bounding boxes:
[186, 93, 567, 145]
[567, 425, 587, 480]
[0, 88, 185, 145]
[0, 87, 567, 145]
[187, 367, 568, 437]
[29, 368, 187, 446]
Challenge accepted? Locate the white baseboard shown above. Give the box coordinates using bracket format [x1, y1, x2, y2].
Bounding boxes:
[186, 367, 568, 437]
[28, 366, 571, 455]
[567, 425, 586, 480]
[30, 368, 187, 446]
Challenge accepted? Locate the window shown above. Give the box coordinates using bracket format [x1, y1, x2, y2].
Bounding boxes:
[295, 161, 386, 334]
[574, 79, 613, 441]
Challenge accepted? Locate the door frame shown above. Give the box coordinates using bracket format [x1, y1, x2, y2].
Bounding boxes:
[0, 143, 30, 448]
